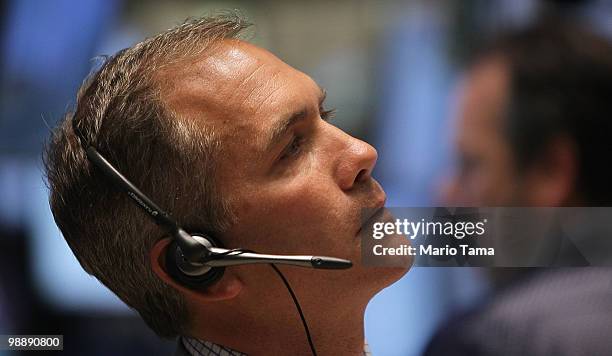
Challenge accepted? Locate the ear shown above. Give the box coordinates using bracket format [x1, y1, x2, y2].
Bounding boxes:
[524, 136, 577, 206]
[150, 238, 243, 302]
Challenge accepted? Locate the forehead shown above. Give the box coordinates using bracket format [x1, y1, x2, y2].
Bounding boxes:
[456, 57, 510, 143]
[159, 39, 319, 147]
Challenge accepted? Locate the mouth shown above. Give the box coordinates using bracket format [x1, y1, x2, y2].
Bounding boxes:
[356, 190, 387, 236]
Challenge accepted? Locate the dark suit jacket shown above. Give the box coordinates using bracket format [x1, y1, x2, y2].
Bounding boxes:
[424, 268, 612, 356]
[175, 339, 190, 356]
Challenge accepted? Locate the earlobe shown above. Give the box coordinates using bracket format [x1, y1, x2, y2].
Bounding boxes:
[150, 238, 243, 301]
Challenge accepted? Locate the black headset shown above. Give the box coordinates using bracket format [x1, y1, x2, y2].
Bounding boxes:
[71, 119, 351, 355]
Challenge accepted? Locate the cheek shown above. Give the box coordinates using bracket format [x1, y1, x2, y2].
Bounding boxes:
[228, 174, 349, 252]
[458, 138, 516, 205]
[479, 145, 519, 203]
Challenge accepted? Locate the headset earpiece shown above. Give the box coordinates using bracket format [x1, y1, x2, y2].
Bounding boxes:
[165, 233, 225, 289]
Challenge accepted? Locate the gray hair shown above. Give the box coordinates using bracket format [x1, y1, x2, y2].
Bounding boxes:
[44, 14, 250, 338]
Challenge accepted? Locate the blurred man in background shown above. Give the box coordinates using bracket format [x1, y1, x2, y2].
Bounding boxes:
[426, 17, 612, 356]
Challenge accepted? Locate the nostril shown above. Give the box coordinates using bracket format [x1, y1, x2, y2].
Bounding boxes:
[354, 168, 368, 184]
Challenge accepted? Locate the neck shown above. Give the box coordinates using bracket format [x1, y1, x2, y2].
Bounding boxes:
[250, 303, 367, 356]
[192, 295, 368, 356]
[309, 304, 366, 356]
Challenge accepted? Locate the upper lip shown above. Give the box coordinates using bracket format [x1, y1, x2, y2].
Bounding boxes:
[356, 190, 387, 234]
[372, 191, 387, 212]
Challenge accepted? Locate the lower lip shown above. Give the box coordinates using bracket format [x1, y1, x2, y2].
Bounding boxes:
[356, 207, 392, 236]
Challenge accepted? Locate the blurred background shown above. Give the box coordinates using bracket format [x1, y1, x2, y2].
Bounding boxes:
[1, 0, 611, 355]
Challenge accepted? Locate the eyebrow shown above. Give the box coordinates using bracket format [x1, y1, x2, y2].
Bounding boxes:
[265, 87, 327, 153]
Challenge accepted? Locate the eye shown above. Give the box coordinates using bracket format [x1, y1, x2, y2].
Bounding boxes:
[320, 107, 336, 122]
[279, 136, 305, 160]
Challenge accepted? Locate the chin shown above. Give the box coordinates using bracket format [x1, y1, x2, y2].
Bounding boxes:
[355, 224, 413, 285]
[350, 253, 412, 300]
[376, 256, 412, 285]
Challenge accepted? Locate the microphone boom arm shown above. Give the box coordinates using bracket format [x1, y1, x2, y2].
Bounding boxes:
[205, 248, 352, 269]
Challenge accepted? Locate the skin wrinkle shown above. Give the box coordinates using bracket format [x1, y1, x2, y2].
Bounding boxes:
[251, 72, 285, 116]
[255, 85, 323, 165]
[265, 87, 327, 156]
[235, 63, 268, 102]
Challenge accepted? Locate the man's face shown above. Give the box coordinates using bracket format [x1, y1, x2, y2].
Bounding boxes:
[444, 57, 522, 206]
[162, 40, 408, 305]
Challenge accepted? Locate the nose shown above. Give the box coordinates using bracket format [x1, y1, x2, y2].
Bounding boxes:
[335, 136, 378, 191]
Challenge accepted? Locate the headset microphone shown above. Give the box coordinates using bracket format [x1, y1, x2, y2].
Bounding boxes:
[202, 250, 353, 269]
[73, 119, 352, 356]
